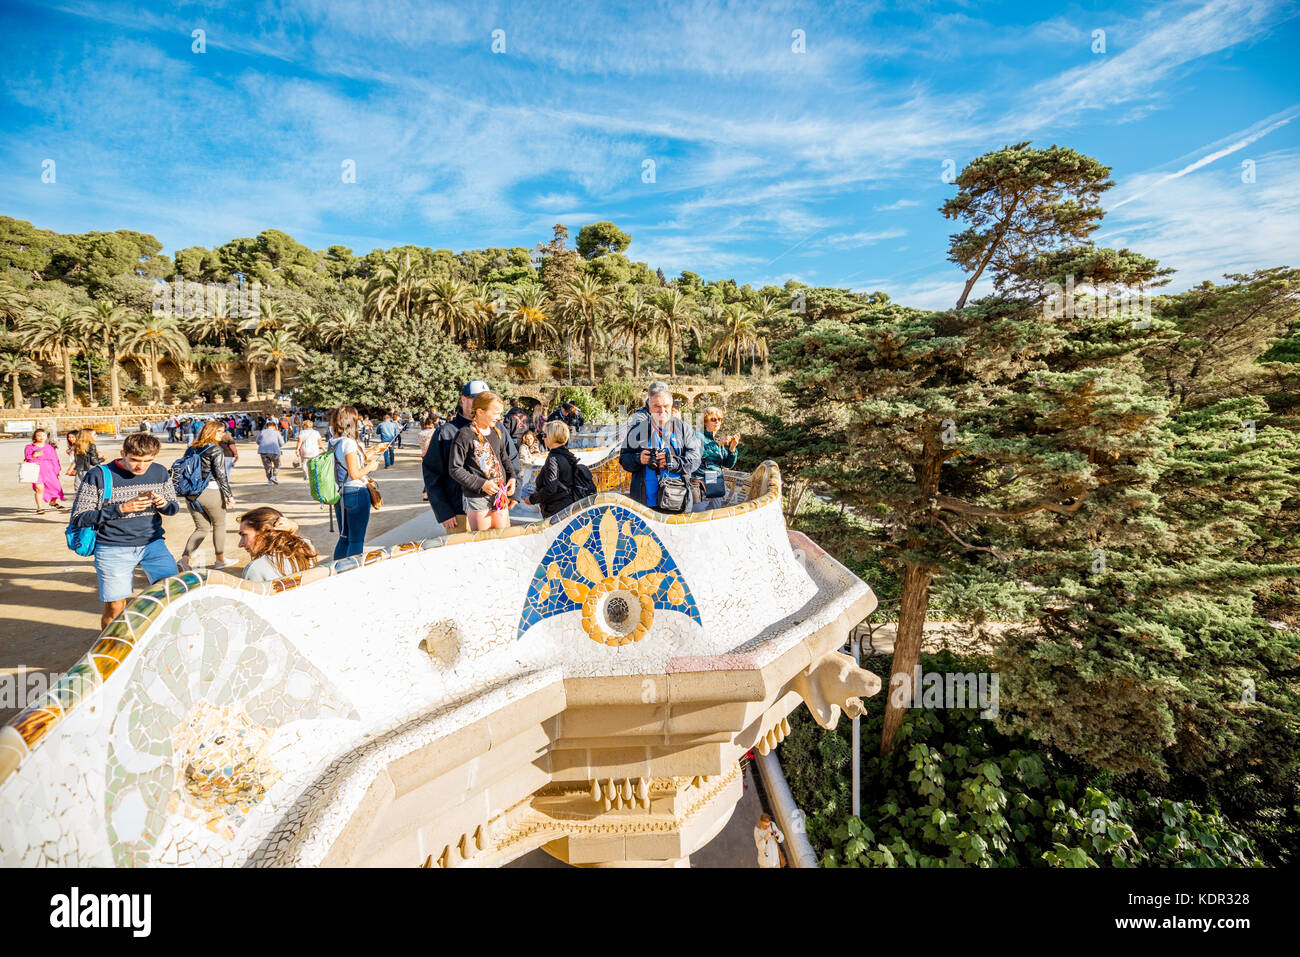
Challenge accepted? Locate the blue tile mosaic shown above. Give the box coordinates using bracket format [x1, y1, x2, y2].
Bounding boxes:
[516, 504, 702, 640]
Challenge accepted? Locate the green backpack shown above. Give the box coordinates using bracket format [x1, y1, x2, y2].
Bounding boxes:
[306, 449, 340, 505]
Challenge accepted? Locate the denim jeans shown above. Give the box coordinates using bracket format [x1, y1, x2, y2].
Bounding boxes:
[93, 538, 178, 602]
[333, 486, 371, 560]
[382, 444, 395, 468]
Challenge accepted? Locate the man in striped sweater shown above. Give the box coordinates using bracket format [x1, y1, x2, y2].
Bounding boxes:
[69, 431, 181, 628]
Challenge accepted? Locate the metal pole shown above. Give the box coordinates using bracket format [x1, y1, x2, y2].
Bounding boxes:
[851, 633, 861, 819]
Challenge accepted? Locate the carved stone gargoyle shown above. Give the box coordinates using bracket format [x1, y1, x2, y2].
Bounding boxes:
[790, 652, 882, 729]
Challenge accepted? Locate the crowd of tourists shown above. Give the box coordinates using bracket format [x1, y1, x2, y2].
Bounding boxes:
[34, 380, 741, 625]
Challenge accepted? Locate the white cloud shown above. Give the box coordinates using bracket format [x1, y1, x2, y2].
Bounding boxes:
[820, 229, 907, 249]
[1111, 109, 1298, 208]
[1105, 146, 1300, 287]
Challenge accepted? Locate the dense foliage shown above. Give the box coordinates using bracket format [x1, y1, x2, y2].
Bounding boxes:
[0, 215, 794, 409]
[780, 651, 1261, 868]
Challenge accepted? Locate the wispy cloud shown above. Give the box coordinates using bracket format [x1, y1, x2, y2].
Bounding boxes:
[0, 0, 1295, 306]
[1110, 108, 1298, 207]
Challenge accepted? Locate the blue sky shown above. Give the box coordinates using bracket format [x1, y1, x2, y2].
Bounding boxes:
[2, 0, 1297, 308]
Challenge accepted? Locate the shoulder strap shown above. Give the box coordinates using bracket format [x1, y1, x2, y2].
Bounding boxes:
[100, 463, 113, 504]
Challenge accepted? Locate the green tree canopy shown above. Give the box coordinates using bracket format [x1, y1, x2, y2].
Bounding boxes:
[576, 221, 632, 259]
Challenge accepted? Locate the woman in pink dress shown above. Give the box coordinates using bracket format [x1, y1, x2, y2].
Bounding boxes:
[23, 428, 66, 514]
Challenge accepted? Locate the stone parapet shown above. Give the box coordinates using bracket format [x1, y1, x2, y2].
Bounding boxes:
[0, 452, 878, 868]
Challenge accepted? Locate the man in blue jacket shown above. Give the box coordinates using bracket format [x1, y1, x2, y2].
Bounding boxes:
[619, 383, 701, 512]
[376, 413, 401, 468]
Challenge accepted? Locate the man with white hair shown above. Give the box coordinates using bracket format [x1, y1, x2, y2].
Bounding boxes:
[619, 382, 701, 513]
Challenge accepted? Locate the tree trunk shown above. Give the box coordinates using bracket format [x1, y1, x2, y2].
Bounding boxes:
[150, 347, 162, 398]
[734, 350, 740, 376]
[248, 362, 259, 395]
[109, 348, 121, 407]
[10, 378, 20, 409]
[669, 332, 677, 378]
[881, 430, 943, 755]
[63, 351, 75, 407]
[274, 364, 282, 392]
[585, 325, 595, 380]
[632, 332, 641, 379]
[880, 561, 934, 755]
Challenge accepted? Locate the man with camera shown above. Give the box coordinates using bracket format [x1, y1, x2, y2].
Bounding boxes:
[619, 383, 701, 514]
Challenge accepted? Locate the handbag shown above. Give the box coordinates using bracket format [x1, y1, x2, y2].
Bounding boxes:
[366, 477, 382, 509]
[701, 467, 726, 499]
[656, 474, 690, 513]
[65, 464, 112, 556]
[19, 461, 40, 483]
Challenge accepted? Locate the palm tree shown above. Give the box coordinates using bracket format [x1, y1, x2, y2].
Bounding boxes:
[119, 312, 190, 398]
[421, 278, 478, 344]
[234, 298, 287, 393]
[290, 307, 327, 351]
[498, 283, 554, 351]
[364, 252, 425, 325]
[247, 329, 307, 393]
[322, 306, 363, 350]
[749, 293, 782, 377]
[186, 297, 240, 347]
[0, 279, 30, 331]
[468, 283, 505, 348]
[612, 289, 656, 379]
[708, 302, 768, 375]
[77, 300, 131, 407]
[651, 288, 702, 378]
[18, 303, 83, 406]
[557, 275, 616, 380]
[0, 352, 39, 408]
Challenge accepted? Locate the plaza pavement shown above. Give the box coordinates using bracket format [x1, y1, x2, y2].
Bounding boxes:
[0, 431, 434, 725]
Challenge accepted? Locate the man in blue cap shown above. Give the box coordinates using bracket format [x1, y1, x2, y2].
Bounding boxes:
[422, 380, 520, 532]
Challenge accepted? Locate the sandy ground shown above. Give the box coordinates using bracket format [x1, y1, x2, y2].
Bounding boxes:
[0, 431, 435, 725]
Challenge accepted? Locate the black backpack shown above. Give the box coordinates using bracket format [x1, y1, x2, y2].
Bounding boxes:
[572, 461, 597, 500]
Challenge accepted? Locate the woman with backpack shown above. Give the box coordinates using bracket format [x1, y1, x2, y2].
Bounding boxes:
[177, 420, 236, 571]
[526, 421, 596, 518]
[448, 391, 517, 532]
[327, 405, 380, 560]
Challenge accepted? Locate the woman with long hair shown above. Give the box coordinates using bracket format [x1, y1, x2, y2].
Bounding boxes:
[327, 404, 379, 559]
[65, 428, 104, 488]
[23, 428, 65, 514]
[178, 419, 236, 570]
[237, 506, 318, 582]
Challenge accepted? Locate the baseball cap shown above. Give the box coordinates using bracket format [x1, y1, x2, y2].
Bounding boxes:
[461, 380, 490, 397]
